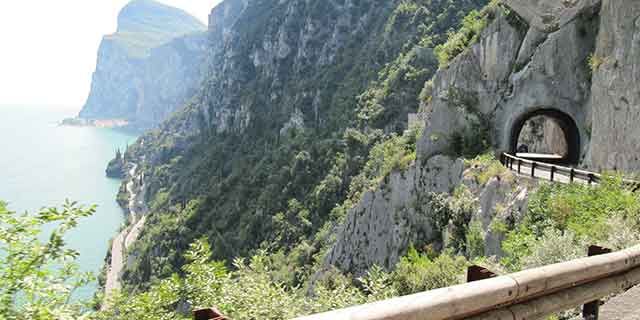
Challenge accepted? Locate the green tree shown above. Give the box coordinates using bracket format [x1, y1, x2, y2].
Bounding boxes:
[0, 200, 95, 320]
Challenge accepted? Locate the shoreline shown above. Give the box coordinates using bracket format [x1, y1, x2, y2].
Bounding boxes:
[60, 117, 130, 129]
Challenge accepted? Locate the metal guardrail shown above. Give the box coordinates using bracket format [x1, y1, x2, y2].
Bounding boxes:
[501, 153, 599, 184]
[287, 245, 640, 320]
[501, 153, 640, 191]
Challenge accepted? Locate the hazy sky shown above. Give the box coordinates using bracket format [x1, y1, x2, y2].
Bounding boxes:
[0, 0, 222, 110]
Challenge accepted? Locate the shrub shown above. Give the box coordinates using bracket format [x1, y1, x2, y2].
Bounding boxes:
[434, 1, 500, 67]
[465, 221, 486, 259]
[520, 229, 587, 269]
[392, 247, 468, 296]
[501, 175, 640, 270]
[588, 53, 605, 72]
[0, 200, 96, 320]
[465, 153, 512, 185]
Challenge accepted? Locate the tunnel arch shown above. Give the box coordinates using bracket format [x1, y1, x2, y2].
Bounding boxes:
[508, 108, 581, 165]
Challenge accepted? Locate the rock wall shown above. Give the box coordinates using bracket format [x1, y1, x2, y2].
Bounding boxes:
[325, 156, 463, 273]
[518, 116, 569, 156]
[588, 0, 640, 172]
[325, 0, 607, 275]
[417, 2, 599, 163]
[324, 155, 533, 275]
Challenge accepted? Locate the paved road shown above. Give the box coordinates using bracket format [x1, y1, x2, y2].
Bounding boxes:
[601, 285, 640, 319]
[508, 161, 590, 185]
[103, 229, 124, 304]
[102, 165, 146, 308]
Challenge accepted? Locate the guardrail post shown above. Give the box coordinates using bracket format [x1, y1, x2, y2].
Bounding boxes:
[570, 168, 576, 183]
[531, 162, 536, 178]
[550, 166, 556, 182]
[194, 308, 227, 320]
[588, 174, 595, 185]
[467, 265, 497, 283]
[518, 159, 522, 174]
[582, 245, 613, 320]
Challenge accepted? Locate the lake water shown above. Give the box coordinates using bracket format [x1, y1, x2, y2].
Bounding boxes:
[0, 105, 137, 298]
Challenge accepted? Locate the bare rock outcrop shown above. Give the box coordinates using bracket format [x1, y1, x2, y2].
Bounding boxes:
[325, 156, 464, 273]
[588, 0, 640, 172]
[418, 1, 599, 164]
[324, 154, 534, 275]
[503, 0, 601, 32]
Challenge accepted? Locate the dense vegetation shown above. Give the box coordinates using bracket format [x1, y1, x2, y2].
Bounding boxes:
[501, 175, 640, 271]
[4, 170, 640, 319]
[0, 201, 95, 319]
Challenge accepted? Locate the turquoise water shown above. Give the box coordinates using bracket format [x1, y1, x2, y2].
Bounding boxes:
[0, 105, 137, 298]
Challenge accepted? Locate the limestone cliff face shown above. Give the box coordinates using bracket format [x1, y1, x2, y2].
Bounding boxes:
[325, 156, 464, 273]
[325, 155, 533, 275]
[325, 0, 614, 275]
[409, 0, 640, 172]
[588, 0, 640, 172]
[79, 0, 207, 129]
[518, 116, 568, 156]
[417, 3, 598, 162]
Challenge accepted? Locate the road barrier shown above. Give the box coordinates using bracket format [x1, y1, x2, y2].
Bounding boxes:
[289, 245, 640, 320]
[501, 153, 640, 190]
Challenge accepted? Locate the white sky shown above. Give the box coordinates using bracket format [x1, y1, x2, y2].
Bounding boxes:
[0, 0, 222, 111]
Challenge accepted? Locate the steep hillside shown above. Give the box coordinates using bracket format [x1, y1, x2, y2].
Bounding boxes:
[93, 0, 640, 318]
[118, 0, 489, 289]
[78, 0, 207, 129]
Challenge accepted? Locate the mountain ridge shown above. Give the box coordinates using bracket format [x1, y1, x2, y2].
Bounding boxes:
[78, 0, 208, 129]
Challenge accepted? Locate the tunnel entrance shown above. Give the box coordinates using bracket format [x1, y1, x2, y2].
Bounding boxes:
[510, 109, 580, 165]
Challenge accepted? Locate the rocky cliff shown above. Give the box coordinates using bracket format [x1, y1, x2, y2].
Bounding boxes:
[324, 0, 640, 275]
[324, 155, 533, 274]
[588, 0, 640, 172]
[79, 0, 207, 130]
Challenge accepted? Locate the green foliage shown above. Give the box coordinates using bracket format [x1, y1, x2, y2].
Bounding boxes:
[392, 246, 468, 296]
[424, 185, 479, 255]
[502, 175, 640, 270]
[0, 200, 95, 320]
[588, 53, 605, 73]
[446, 186, 479, 253]
[465, 221, 485, 259]
[446, 88, 492, 158]
[96, 239, 400, 320]
[528, 175, 640, 240]
[349, 126, 421, 200]
[96, 238, 472, 319]
[434, 2, 499, 67]
[464, 153, 512, 186]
